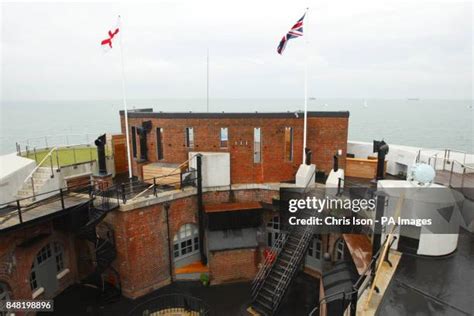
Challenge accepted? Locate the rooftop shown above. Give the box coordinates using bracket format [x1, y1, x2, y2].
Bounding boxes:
[119, 110, 350, 119]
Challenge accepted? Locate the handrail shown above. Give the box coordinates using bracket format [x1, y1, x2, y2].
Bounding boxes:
[21, 147, 58, 199]
[129, 155, 199, 201]
[251, 231, 289, 299]
[272, 224, 312, 312]
[23, 147, 57, 183]
[114, 169, 198, 204]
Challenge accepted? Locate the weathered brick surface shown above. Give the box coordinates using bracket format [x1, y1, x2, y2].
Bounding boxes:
[120, 113, 348, 182]
[208, 248, 258, 285]
[105, 188, 278, 298]
[0, 223, 79, 303]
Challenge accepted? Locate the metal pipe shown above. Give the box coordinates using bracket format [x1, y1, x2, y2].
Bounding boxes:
[59, 189, 65, 209]
[449, 162, 454, 186]
[56, 149, 60, 171]
[31, 177, 36, 201]
[16, 200, 23, 223]
[121, 183, 126, 203]
[49, 152, 54, 178]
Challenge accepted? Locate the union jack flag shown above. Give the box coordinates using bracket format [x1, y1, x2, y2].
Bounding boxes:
[277, 13, 306, 55]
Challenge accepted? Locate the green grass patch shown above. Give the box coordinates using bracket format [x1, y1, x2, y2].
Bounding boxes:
[24, 146, 100, 167]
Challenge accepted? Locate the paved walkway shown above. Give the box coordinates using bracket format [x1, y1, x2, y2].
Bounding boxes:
[0, 193, 90, 231]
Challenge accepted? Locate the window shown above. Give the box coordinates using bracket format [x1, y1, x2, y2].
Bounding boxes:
[131, 126, 137, 158]
[29, 265, 38, 290]
[284, 127, 293, 161]
[54, 242, 64, 272]
[266, 216, 282, 248]
[173, 224, 199, 259]
[30, 242, 66, 291]
[335, 239, 345, 261]
[307, 235, 322, 259]
[220, 127, 228, 148]
[254, 127, 261, 163]
[156, 127, 164, 160]
[185, 127, 194, 148]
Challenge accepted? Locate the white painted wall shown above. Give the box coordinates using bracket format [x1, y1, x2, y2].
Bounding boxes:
[0, 153, 36, 205]
[378, 180, 462, 256]
[325, 168, 344, 197]
[189, 152, 230, 188]
[295, 164, 315, 188]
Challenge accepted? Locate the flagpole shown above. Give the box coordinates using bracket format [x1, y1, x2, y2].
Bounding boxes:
[206, 48, 210, 112]
[302, 7, 309, 165]
[118, 15, 133, 179]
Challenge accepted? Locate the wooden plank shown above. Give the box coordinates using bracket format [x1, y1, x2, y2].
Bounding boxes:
[346, 157, 387, 179]
[142, 164, 182, 188]
[112, 134, 128, 174]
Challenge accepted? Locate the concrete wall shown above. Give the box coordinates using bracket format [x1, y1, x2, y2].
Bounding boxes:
[189, 152, 230, 188]
[0, 154, 36, 204]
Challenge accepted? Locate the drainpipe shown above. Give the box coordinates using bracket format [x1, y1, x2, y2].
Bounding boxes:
[164, 202, 173, 280]
[196, 154, 207, 264]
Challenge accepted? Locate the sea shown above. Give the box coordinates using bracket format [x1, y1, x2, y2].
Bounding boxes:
[0, 98, 472, 155]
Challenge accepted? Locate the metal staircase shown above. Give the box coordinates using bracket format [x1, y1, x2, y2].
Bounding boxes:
[251, 210, 315, 315]
[77, 190, 120, 301]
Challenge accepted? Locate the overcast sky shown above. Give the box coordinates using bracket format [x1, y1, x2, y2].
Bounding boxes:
[0, 0, 472, 101]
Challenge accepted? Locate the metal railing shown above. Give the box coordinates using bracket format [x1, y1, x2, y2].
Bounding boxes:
[251, 231, 288, 299]
[420, 153, 474, 199]
[127, 294, 211, 316]
[21, 147, 58, 201]
[308, 235, 398, 316]
[115, 168, 198, 204]
[0, 182, 97, 228]
[272, 223, 313, 312]
[16, 133, 97, 153]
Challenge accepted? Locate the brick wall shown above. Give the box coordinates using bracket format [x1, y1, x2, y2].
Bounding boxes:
[105, 188, 278, 298]
[208, 248, 258, 285]
[0, 223, 79, 302]
[119, 113, 349, 182]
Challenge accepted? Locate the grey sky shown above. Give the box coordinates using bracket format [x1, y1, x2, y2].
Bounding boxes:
[1, 0, 472, 101]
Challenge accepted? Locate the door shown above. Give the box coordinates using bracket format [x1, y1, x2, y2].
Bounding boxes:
[306, 235, 323, 271]
[30, 243, 60, 297]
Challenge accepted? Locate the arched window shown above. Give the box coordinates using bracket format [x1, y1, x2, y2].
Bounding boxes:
[335, 239, 345, 261]
[29, 242, 66, 295]
[173, 224, 199, 260]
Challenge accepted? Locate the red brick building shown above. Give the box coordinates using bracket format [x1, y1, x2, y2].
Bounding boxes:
[120, 110, 349, 182]
[0, 110, 351, 309]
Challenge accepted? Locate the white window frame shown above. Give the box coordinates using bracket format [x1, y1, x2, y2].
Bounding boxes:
[173, 224, 200, 260]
